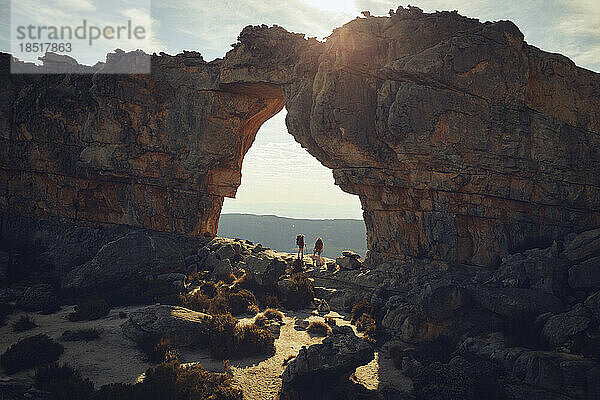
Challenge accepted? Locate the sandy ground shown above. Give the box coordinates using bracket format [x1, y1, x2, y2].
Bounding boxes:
[0, 303, 412, 399]
[0, 305, 150, 387]
[180, 310, 352, 399]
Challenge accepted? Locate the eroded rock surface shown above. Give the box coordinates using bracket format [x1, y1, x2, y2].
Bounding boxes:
[121, 304, 211, 347]
[2, 7, 598, 267]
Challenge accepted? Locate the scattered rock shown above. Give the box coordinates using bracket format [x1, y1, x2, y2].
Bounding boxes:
[216, 243, 241, 261]
[121, 304, 211, 347]
[244, 255, 286, 286]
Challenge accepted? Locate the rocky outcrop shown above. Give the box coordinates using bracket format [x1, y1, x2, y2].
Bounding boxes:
[280, 325, 374, 399]
[1, 6, 598, 268]
[16, 283, 59, 312]
[121, 304, 211, 346]
[62, 231, 187, 290]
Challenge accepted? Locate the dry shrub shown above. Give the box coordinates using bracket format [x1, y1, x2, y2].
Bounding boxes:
[12, 314, 37, 332]
[1, 334, 64, 374]
[68, 298, 111, 321]
[351, 300, 374, 323]
[35, 363, 94, 400]
[306, 321, 331, 337]
[263, 308, 284, 322]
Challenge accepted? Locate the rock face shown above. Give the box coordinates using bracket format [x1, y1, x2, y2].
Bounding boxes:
[121, 304, 211, 346]
[1, 6, 600, 269]
[280, 325, 374, 398]
[62, 231, 187, 289]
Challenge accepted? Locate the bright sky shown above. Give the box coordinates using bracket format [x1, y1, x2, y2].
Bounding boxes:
[1, 1, 598, 219]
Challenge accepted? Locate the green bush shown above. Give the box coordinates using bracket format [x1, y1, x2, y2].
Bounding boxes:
[282, 273, 314, 310]
[35, 363, 94, 400]
[1, 334, 64, 374]
[61, 328, 102, 342]
[351, 300, 374, 323]
[68, 298, 111, 321]
[12, 314, 37, 332]
[306, 321, 331, 337]
[138, 335, 179, 364]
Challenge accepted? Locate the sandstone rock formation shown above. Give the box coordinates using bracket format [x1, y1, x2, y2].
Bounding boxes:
[121, 304, 211, 347]
[280, 325, 374, 399]
[1, 6, 599, 269]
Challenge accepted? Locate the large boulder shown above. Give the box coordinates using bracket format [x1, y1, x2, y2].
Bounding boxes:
[541, 304, 591, 347]
[562, 228, 600, 263]
[493, 244, 568, 297]
[16, 284, 59, 313]
[62, 232, 185, 290]
[211, 258, 233, 281]
[335, 252, 363, 271]
[472, 287, 564, 319]
[281, 325, 374, 389]
[417, 281, 470, 321]
[243, 255, 286, 287]
[121, 304, 211, 346]
[568, 256, 600, 289]
[215, 243, 242, 261]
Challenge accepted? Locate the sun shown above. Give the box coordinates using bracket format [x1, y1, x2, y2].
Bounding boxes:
[300, 0, 357, 14]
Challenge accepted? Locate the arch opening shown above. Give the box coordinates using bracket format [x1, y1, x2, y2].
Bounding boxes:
[218, 109, 366, 259]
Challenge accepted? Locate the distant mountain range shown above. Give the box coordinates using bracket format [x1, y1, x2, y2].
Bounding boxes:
[217, 214, 367, 259]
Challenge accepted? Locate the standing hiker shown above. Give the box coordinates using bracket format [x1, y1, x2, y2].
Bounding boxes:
[296, 234, 305, 260]
[313, 237, 324, 266]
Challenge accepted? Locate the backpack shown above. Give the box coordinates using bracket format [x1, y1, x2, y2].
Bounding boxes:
[315, 238, 323, 252]
[296, 235, 305, 247]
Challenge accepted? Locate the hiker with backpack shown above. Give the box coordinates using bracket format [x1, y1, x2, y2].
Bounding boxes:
[313, 237, 324, 266]
[296, 234, 305, 260]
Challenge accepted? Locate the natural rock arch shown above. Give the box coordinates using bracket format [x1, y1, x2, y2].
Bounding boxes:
[1, 7, 599, 267]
